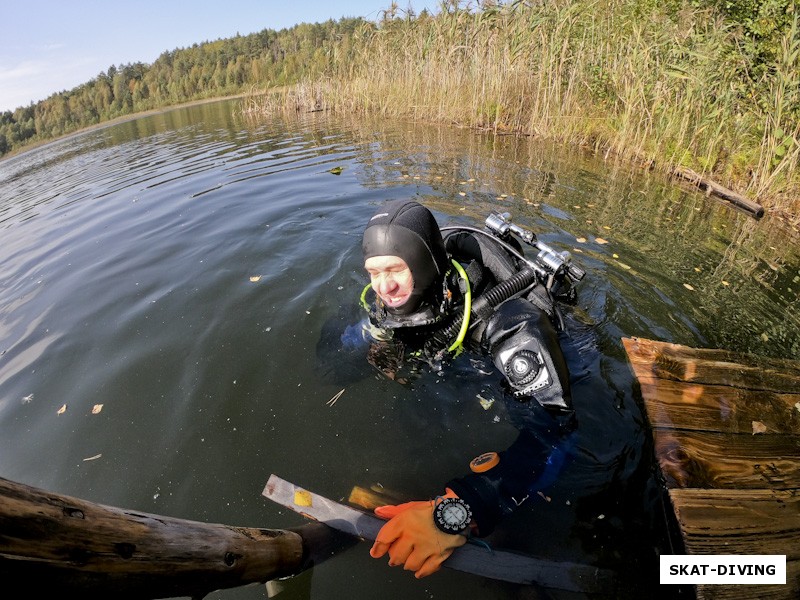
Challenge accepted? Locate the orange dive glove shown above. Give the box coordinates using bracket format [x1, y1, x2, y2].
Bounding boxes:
[369, 489, 468, 578]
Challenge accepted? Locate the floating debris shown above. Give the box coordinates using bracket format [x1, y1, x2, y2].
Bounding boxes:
[477, 394, 495, 410]
[83, 454, 102, 461]
[57, 404, 67, 415]
[249, 275, 262, 282]
[91, 404, 103, 414]
[326, 389, 345, 407]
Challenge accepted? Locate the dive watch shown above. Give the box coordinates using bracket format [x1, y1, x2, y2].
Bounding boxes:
[433, 497, 472, 535]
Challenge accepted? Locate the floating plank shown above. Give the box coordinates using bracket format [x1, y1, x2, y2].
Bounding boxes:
[262, 474, 616, 594]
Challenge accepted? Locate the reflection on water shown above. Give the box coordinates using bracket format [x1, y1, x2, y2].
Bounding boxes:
[1, 99, 798, 600]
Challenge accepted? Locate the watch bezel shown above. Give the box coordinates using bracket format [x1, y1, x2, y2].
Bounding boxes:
[433, 497, 472, 535]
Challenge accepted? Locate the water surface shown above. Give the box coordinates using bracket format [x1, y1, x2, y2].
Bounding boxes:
[1, 99, 798, 600]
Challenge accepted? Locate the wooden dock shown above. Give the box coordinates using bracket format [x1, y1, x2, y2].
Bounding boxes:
[622, 337, 800, 600]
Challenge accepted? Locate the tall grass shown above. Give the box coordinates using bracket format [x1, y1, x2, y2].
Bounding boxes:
[243, 0, 799, 220]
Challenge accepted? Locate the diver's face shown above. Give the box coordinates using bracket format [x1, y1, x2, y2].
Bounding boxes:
[364, 255, 414, 309]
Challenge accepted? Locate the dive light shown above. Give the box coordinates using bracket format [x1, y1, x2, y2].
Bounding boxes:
[485, 212, 585, 283]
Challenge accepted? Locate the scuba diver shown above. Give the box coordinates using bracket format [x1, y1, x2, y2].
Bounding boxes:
[358, 199, 586, 578]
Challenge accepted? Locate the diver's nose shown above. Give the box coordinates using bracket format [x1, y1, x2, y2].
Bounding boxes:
[375, 273, 398, 295]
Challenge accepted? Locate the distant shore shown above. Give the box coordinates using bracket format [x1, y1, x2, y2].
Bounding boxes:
[0, 94, 247, 162]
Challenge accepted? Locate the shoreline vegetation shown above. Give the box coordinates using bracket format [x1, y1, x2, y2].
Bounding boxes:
[2, 1, 798, 226]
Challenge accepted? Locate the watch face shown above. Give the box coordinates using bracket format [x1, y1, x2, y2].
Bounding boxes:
[434, 498, 472, 534]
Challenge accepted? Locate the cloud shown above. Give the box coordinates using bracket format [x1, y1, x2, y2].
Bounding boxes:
[0, 56, 105, 112]
[0, 60, 50, 111]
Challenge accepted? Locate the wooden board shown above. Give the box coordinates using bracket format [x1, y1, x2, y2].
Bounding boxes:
[621, 337, 800, 600]
[262, 474, 616, 594]
[668, 489, 799, 600]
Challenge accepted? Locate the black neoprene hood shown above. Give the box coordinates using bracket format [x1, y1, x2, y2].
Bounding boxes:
[362, 200, 449, 315]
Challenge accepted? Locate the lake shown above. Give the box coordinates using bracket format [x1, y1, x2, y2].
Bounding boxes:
[1, 98, 798, 600]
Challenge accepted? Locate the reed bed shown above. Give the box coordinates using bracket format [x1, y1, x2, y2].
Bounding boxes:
[243, 0, 799, 219]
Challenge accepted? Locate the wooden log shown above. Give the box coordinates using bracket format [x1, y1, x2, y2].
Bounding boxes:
[0, 477, 354, 599]
[262, 474, 618, 594]
[672, 167, 765, 219]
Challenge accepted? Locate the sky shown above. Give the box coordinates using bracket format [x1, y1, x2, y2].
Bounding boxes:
[1, 0, 440, 114]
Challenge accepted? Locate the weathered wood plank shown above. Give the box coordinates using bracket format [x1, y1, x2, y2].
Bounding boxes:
[623, 337, 800, 393]
[262, 474, 617, 594]
[636, 376, 800, 435]
[669, 489, 800, 557]
[694, 562, 799, 600]
[622, 337, 800, 599]
[669, 489, 799, 600]
[623, 337, 800, 375]
[652, 429, 800, 490]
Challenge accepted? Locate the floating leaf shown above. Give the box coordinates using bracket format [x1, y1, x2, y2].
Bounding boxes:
[595, 237, 608, 245]
[752, 421, 767, 434]
[617, 262, 631, 270]
[57, 404, 67, 415]
[294, 489, 313, 507]
[477, 394, 495, 410]
[92, 404, 103, 414]
[683, 283, 695, 291]
[327, 166, 344, 175]
[613, 253, 619, 259]
[721, 280, 730, 286]
[458, 191, 466, 197]
[249, 275, 262, 282]
[576, 237, 587, 243]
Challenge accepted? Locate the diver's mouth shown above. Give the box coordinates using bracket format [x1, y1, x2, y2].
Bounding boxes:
[382, 293, 410, 308]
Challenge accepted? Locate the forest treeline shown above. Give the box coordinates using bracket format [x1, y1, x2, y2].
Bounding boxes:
[1, 0, 798, 217]
[0, 18, 363, 156]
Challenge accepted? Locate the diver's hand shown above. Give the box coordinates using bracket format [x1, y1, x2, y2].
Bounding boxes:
[369, 491, 467, 578]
